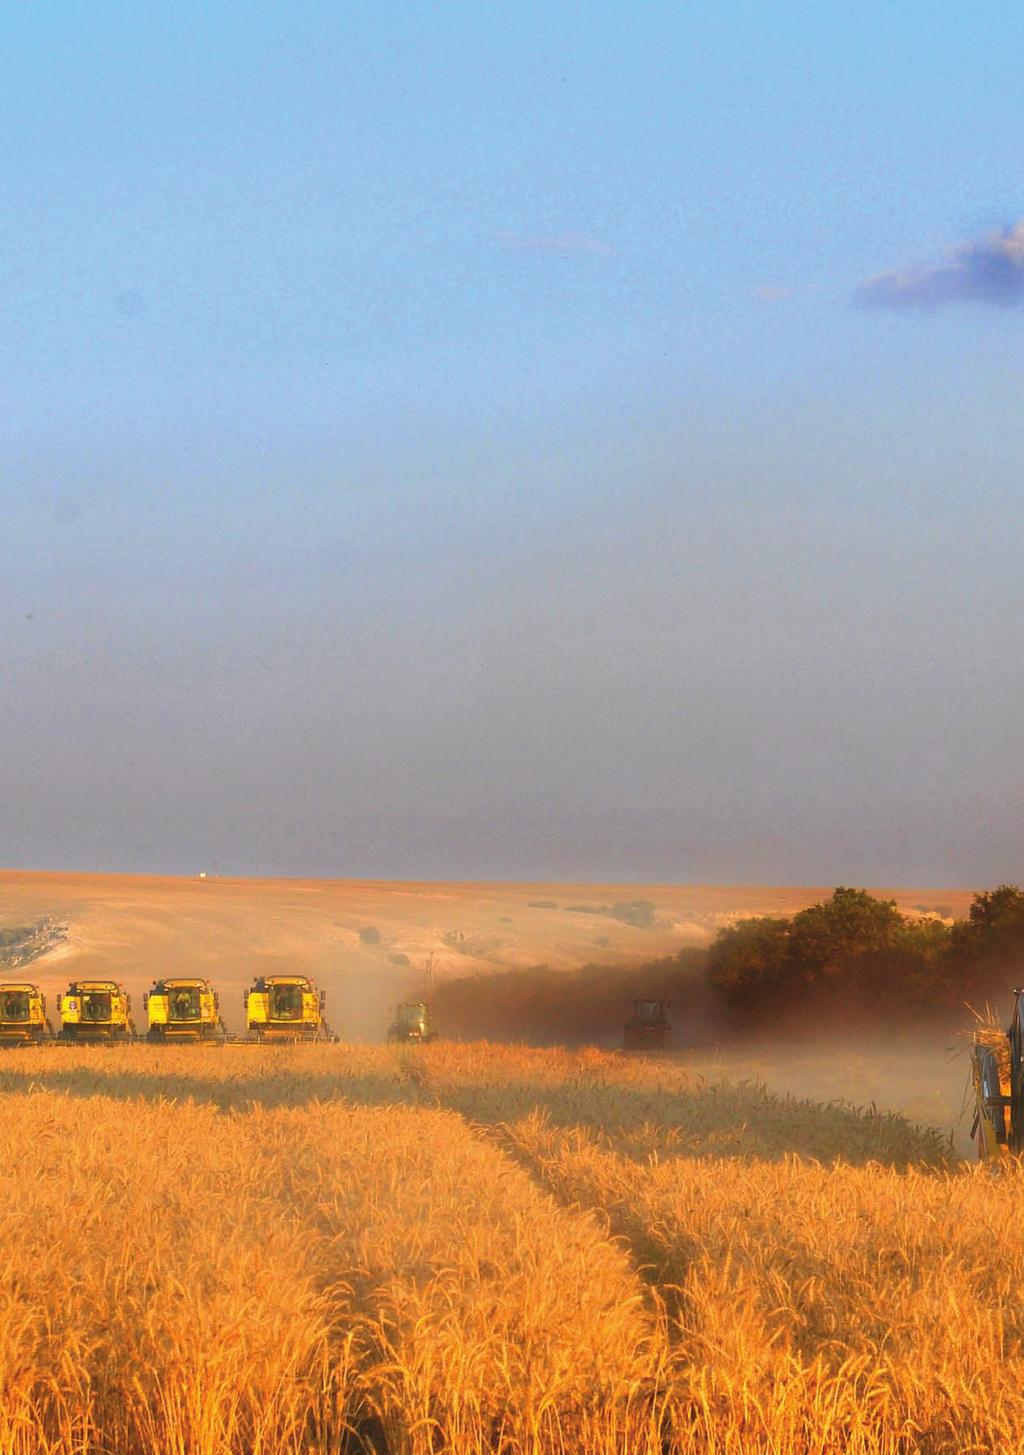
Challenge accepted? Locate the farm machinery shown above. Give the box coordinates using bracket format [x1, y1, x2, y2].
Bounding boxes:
[970, 989, 1024, 1159]
[144, 978, 228, 1042]
[0, 982, 54, 1044]
[623, 998, 671, 1051]
[243, 974, 335, 1042]
[58, 980, 136, 1042]
[0, 971, 338, 1046]
[387, 1000, 437, 1043]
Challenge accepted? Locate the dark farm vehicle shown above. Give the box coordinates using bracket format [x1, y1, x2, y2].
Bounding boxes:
[387, 1001, 438, 1044]
[623, 998, 671, 1051]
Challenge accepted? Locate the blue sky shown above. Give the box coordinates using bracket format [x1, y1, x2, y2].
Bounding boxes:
[2, 2, 1023, 883]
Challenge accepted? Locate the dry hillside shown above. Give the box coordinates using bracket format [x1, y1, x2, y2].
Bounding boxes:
[0, 871, 973, 1039]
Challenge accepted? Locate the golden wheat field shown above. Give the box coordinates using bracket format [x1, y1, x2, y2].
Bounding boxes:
[0, 1040, 1017, 1454]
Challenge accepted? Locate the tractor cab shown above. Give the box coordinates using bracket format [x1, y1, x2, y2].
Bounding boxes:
[244, 974, 330, 1042]
[59, 980, 134, 1042]
[387, 1001, 437, 1043]
[145, 977, 224, 1042]
[0, 982, 52, 1045]
[623, 997, 671, 1051]
[270, 981, 304, 1019]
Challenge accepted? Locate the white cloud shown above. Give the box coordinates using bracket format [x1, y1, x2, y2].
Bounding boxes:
[856, 222, 1024, 310]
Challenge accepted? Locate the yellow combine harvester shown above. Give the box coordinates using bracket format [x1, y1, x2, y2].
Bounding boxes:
[145, 978, 226, 1043]
[970, 989, 1024, 1158]
[243, 974, 333, 1042]
[59, 980, 136, 1042]
[0, 982, 54, 1044]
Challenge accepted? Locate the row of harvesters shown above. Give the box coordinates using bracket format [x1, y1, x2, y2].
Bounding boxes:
[0, 976, 666, 1052]
[0, 975, 442, 1047]
[0, 974, 340, 1045]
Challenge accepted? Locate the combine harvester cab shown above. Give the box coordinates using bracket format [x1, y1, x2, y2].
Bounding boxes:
[59, 981, 135, 1042]
[244, 975, 334, 1042]
[0, 982, 53, 1045]
[387, 1000, 437, 1043]
[972, 989, 1024, 1159]
[145, 978, 226, 1043]
[623, 998, 671, 1052]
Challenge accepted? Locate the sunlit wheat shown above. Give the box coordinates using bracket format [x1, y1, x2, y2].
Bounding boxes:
[0, 1040, 1006, 1453]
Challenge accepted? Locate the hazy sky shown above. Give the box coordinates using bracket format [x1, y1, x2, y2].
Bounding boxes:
[3, 2, 1023, 885]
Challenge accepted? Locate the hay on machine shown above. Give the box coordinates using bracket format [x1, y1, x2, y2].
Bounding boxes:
[969, 998, 1024, 1160]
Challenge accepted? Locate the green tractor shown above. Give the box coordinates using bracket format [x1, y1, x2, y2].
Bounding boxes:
[623, 998, 671, 1052]
[387, 1001, 437, 1044]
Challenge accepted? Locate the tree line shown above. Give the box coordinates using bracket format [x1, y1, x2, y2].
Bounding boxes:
[707, 884, 1024, 1028]
[432, 885, 1024, 1043]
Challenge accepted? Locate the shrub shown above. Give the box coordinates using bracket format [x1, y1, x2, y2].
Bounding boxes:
[608, 900, 657, 929]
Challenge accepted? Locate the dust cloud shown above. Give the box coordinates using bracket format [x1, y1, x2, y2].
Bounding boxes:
[330, 963, 430, 1043]
[676, 1032, 977, 1158]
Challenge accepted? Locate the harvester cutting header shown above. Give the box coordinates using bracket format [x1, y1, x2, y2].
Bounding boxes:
[971, 989, 1024, 1159]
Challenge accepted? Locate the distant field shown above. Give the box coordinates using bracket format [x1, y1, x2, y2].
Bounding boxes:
[0, 1041, 1014, 1454]
[0, 870, 975, 1040]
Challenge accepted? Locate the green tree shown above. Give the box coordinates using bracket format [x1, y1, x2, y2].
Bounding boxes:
[950, 885, 1024, 985]
[706, 916, 792, 1008]
[964, 884, 1024, 935]
[706, 889, 949, 1024]
[787, 887, 903, 981]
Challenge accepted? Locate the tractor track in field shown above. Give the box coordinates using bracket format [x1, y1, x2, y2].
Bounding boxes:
[386, 1050, 682, 1312]
[383, 1045, 956, 1336]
